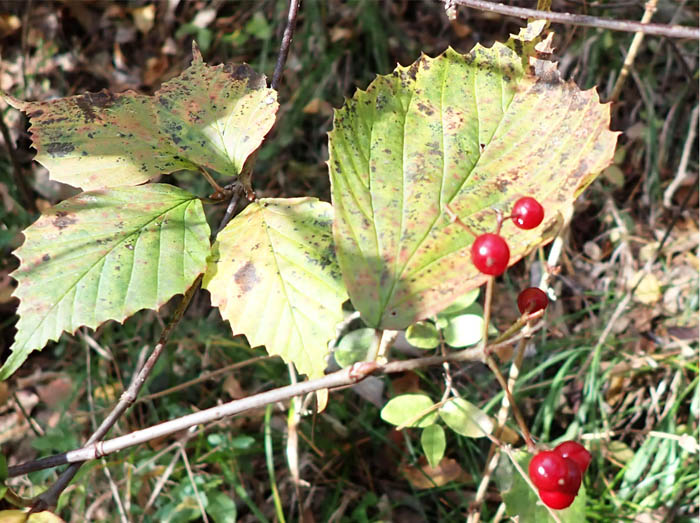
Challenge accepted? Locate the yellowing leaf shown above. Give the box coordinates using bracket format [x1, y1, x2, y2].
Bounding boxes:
[1, 184, 210, 381]
[204, 198, 347, 379]
[329, 38, 618, 329]
[6, 45, 278, 190]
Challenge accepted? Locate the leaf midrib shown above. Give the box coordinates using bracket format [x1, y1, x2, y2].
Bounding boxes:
[13, 196, 194, 350]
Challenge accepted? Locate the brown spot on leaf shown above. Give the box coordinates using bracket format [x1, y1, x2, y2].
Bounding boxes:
[53, 211, 77, 230]
[46, 142, 75, 157]
[226, 63, 266, 90]
[234, 261, 259, 293]
[75, 90, 115, 122]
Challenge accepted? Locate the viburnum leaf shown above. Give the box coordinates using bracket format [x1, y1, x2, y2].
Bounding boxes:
[0, 184, 210, 381]
[328, 26, 618, 329]
[203, 198, 347, 379]
[6, 44, 278, 191]
[498, 450, 586, 523]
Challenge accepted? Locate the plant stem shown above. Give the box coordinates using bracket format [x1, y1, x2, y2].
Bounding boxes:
[28, 275, 203, 512]
[608, 0, 659, 102]
[447, 0, 698, 39]
[485, 354, 535, 451]
[10, 333, 541, 479]
[271, 0, 301, 91]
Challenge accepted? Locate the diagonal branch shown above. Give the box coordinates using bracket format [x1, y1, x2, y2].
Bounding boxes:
[10, 337, 537, 478]
[28, 275, 203, 513]
[447, 0, 699, 39]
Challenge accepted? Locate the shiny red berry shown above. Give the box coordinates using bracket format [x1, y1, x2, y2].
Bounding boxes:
[512, 197, 544, 229]
[539, 489, 576, 510]
[517, 287, 549, 314]
[554, 441, 592, 474]
[528, 451, 582, 494]
[471, 233, 510, 276]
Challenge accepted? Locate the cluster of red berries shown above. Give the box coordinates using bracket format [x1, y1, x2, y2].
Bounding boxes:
[471, 196, 544, 276]
[528, 441, 592, 509]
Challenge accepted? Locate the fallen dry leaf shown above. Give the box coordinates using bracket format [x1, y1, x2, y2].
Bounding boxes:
[400, 457, 470, 489]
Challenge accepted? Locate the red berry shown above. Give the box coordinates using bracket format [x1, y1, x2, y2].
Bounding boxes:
[471, 233, 510, 276]
[539, 489, 576, 510]
[528, 451, 582, 494]
[554, 441, 592, 474]
[517, 287, 549, 314]
[512, 197, 544, 229]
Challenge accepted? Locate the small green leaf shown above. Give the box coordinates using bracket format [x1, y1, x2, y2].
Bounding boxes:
[381, 394, 437, 428]
[439, 398, 493, 437]
[207, 492, 237, 523]
[421, 424, 446, 468]
[204, 198, 347, 379]
[442, 313, 483, 347]
[500, 450, 586, 523]
[2, 184, 210, 381]
[437, 288, 480, 317]
[334, 328, 376, 367]
[405, 321, 440, 349]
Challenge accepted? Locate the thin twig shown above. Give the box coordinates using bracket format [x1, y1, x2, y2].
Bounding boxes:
[12, 391, 43, 437]
[217, 0, 301, 230]
[271, 0, 301, 91]
[28, 275, 203, 512]
[485, 355, 535, 450]
[663, 104, 698, 208]
[85, 334, 128, 523]
[180, 443, 210, 523]
[448, 0, 699, 38]
[608, 0, 659, 102]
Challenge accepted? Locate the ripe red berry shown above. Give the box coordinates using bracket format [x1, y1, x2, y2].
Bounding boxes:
[539, 489, 576, 510]
[528, 451, 582, 494]
[517, 287, 549, 314]
[471, 233, 510, 276]
[554, 441, 592, 474]
[512, 197, 544, 229]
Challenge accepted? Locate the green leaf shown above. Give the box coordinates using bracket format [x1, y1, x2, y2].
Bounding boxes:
[329, 40, 618, 329]
[203, 198, 347, 379]
[207, 492, 237, 523]
[442, 313, 483, 347]
[421, 424, 446, 468]
[436, 288, 480, 317]
[439, 398, 493, 437]
[334, 328, 376, 367]
[380, 393, 437, 428]
[155, 45, 277, 182]
[500, 450, 586, 523]
[6, 45, 278, 190]
[405, 321, 440, 349]
[1, 184, 210, 381]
